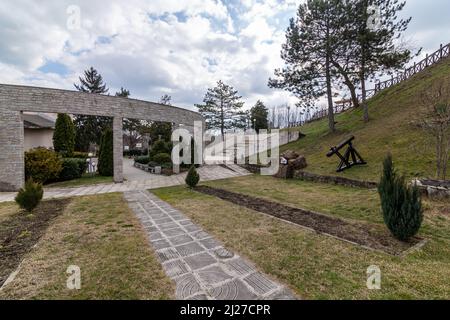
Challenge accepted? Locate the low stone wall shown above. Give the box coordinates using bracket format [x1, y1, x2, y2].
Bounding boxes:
[294, 171, 378, 189]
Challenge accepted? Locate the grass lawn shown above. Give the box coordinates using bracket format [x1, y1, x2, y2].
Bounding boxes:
[153, 177, 450, 299]
[45, 174, 113, 188]
[281, 57, 450, 182]
[0, 193, 174, 300]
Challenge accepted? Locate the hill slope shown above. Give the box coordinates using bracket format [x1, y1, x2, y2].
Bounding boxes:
[283, 57, 450, 182]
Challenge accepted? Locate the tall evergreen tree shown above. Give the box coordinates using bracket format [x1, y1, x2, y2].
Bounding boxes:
[73, 67, 111, 152]
[53, 114, 76, 157]
[269, 0, 347, 132]
[146, 95, 174, 144]
[116, 87, 130, 98]
[160, 94, 172, 106]
[98, 128, 114, 177]
[344, 0, 413, 122]
[196, 80, 246, 137]
[250, 100, 269, 133]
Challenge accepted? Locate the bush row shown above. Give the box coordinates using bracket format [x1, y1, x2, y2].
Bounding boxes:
[124, 149, 148, 157]
[25, 148, 88, 184]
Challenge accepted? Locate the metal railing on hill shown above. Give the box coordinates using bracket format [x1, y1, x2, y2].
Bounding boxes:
[304, 42, 450, 124]
[375, 43, 450, 92]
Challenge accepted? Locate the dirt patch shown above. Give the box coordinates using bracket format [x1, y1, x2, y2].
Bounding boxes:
[195, 186, 422, 256]
[0, 199, 71, 287]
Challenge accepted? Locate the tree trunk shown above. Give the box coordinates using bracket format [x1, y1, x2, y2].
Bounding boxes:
[361, 71, 369, 122]
[325, 19, 335, 133]
[331, 61, 359, 108]
[326, 55, 335, 132]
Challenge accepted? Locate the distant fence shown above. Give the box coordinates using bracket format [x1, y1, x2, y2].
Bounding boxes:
[375, 43, 450, 93]
[305, 42, 450, 125]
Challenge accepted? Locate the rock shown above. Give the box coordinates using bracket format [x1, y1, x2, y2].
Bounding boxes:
[282, 150, 300, 160]
[274, 165, 294, 179]
[288, 156, 307, 170]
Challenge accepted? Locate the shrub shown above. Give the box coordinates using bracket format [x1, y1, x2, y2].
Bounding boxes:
[15, 179, 44, 212]
[98, 129, 114, 176]
[135, 156, 151, 165]
[150, 140, 171, 159]
[53, 113, 76, 157]
[153, 153, 172, 165]
[185, 166, 200, 189]
[124, 149, 148, 157]
[59, 158, 87, 181]
[378, 154, 423, 241]
[72, 152, 89, 159]
[25, 148, 62, 184]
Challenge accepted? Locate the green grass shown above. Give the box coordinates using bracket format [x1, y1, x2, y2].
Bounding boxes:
[0, 193, 174, 300]
[46, 174, 113, 188]
[282, 57, 450, 182]
[153, 180, 450, 299]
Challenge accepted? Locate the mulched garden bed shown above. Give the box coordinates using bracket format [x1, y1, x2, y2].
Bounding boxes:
[195, 186, 424, 256]
[0, 199, 71, 288]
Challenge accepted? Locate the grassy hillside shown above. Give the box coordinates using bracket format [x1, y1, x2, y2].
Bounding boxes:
[283, 57, 450, 182]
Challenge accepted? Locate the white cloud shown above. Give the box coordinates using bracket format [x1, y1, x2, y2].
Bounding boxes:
[0, 0, 446, 112]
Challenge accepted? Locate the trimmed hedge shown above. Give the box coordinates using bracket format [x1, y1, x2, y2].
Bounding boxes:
[25, 148, 62, 184]
[153, 153, 172, 165]
[135, 156, 151, 165]
[72, 152, 90, 159]
[59, 158, 87, 181]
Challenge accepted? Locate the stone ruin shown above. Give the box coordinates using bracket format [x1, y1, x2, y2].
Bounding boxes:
[274, 150, 307, 179]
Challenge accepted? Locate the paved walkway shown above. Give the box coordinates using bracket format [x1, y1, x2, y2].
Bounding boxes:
[124, 190, 296, 300]
[0, 165, 250, 203]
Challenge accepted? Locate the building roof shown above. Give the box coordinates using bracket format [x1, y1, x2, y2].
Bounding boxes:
[23, 114, 55, 129]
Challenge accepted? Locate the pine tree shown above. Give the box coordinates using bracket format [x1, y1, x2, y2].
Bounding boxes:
[160, 94, 172, 106]
[185, 166, 200, 189]
[196, 80, 246, 137]
[53, 113, 75, 157]
[345, 0, 413, 122]
[378, 154, 423, 241]
[73, 67, 111, 151]
[98, 128, 114, 176]
[269, 0, 347, 132]
[116, 87, 130, 98]
[146, 95, 174, 145]
[250, 101, 269, 133]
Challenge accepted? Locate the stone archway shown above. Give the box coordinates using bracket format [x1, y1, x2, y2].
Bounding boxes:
[0, 84, 204, 191]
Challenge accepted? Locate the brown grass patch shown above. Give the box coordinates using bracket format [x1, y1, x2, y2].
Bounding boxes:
[0, 193, 174, 300]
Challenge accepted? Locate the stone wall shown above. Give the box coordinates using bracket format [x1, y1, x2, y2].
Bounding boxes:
[0, 84, 204, 191]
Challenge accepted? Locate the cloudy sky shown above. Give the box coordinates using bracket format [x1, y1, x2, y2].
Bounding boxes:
[0, 0, 449, 111]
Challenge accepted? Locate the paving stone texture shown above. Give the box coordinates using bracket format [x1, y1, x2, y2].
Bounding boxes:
[0, 164, 249, 203]
[123, 190, 297, 300]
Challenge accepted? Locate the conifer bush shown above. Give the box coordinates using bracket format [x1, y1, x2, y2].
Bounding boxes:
[15, 179, 44, 212]
[53, 113, 76, 157]
[98, 129, 114, 176]
[378, 154, 423, 241]
[185, 166, 200, 189]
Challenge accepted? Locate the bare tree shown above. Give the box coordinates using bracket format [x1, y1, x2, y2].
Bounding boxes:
[419, 81, 450, 180]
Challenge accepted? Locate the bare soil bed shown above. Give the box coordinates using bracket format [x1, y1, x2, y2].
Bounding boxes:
[0, 199, 71, 287]
[195, 186, 422, 256]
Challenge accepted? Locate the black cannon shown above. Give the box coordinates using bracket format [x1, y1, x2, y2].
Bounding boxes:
[326, 136, 366, 172]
